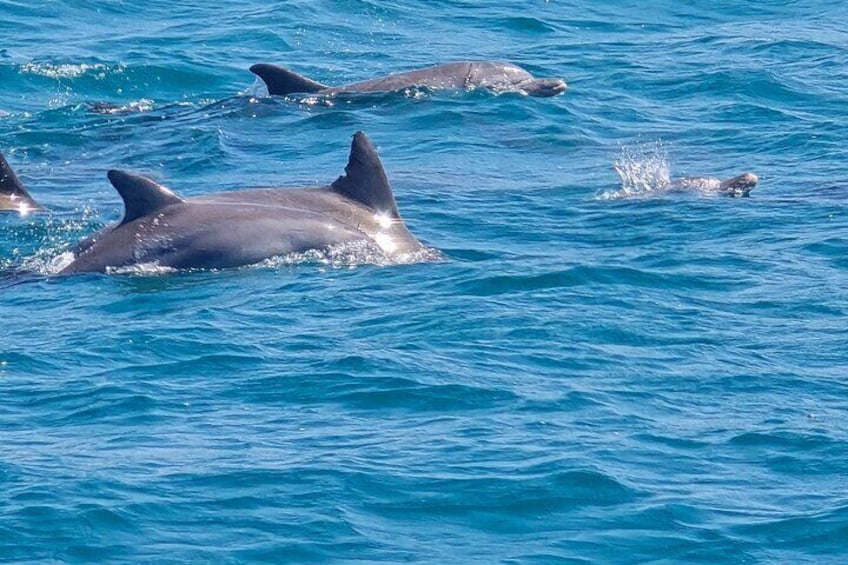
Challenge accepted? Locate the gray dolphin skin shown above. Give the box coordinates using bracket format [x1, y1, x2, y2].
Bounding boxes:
[665, 172, 759, 197]
[250, 61, 567, 98]
[55, 132, 425, 274]
[1, 151, 43, 215]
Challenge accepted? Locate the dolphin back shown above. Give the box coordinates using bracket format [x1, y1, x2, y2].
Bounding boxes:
[250, 63, 328, 95]
[330, 132, 400, 218]
[107, 169, 185, 224]
[0, 151, 43, 213]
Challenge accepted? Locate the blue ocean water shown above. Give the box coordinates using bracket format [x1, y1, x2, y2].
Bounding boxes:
[1, 0, 847, 562]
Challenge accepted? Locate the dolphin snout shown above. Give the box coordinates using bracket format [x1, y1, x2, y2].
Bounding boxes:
[720, 172, 759, 196]
[739, 172, 758, 185]
[732, 172, 758, 188]
[524, 78, 568, 97]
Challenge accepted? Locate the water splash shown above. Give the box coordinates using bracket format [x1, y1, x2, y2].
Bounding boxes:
[21, 250, 75, 274]
[96, 241, 442, 276]
[257, 240, 443, 271]
[5, 234, 442, 278]
[597, 141, 672, 200]
[105, 261, 178, 276]
[1, 207, 103, 275]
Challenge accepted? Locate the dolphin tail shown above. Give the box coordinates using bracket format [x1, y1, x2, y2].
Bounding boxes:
[0, 151, 43, 214]
[249, 63, 328, 96]
[330, 132, 400, 218]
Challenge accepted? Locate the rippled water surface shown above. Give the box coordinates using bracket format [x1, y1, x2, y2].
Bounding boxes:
[2, 1, 847, 563]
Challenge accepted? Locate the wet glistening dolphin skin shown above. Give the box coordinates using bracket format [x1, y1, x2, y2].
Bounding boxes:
[1, 132, 426, 274]
[250, 61, 567, 98]
[0, 152, 43, 215]
[665, 172, 758, 197]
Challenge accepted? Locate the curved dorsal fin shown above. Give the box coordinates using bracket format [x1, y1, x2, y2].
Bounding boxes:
[250, 63, 328, 96]
[330, 132, 400, 218]
[107, 169, 184, 225]
[0, 151, 43, 212]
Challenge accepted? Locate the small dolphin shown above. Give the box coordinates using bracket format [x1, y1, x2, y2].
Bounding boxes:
[664, 172, 758, 197]
[87, 99, 156, 115]
[4, 132, 427, 273]
[250, 61, 567, 98]
[0, 152, 43, 216]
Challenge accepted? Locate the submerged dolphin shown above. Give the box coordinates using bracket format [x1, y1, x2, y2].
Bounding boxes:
[664, 172, 758, 197]
[250, 61, 567, 98]
[4, 132, 426, 273]
[1, 152, 43, 215]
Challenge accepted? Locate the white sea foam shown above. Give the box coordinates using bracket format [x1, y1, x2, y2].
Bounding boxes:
[106, 262, 178, 276]
[19, 62, 121, 80]
[19, 250, 75, 275]
[15, 239, 442, 278]
[256, 240, 443, 271]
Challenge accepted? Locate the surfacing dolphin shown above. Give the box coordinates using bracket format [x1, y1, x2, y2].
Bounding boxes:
[4, 132, 428, 274]
[663, 172, 758, 197]
[1, 152, 43, 215]
[250, 61, 567, 98]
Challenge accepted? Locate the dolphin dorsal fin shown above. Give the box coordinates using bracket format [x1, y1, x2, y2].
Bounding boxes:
[250, 63, 328, 95]
[107, 169, 184, 225]
[330, 132, 400, 218]
[0, 151, 42, 212]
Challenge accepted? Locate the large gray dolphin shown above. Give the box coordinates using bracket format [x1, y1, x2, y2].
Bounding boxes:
[3, 132, 426, 274]
[1, 152, 43, 215]
[664, 172, 758, 197]
[250, 61, 567, 98]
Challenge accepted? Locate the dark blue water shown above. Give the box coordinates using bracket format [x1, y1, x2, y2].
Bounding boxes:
[2, 1, 847, 562]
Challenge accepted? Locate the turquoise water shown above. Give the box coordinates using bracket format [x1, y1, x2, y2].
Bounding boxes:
[2, 1, 848, 562]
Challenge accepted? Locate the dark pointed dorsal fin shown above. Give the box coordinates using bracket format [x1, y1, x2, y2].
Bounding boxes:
[250, 63, 328, 96]
[330, 132, 400, 218]
[107, 169, 184, 225]
[0, 151, 42, 212]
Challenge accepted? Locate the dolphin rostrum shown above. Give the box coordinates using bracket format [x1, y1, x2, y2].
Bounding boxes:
[1, 152, 43, 216]
[3, 132, 427, 274]
[250, 61, 567, 98]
